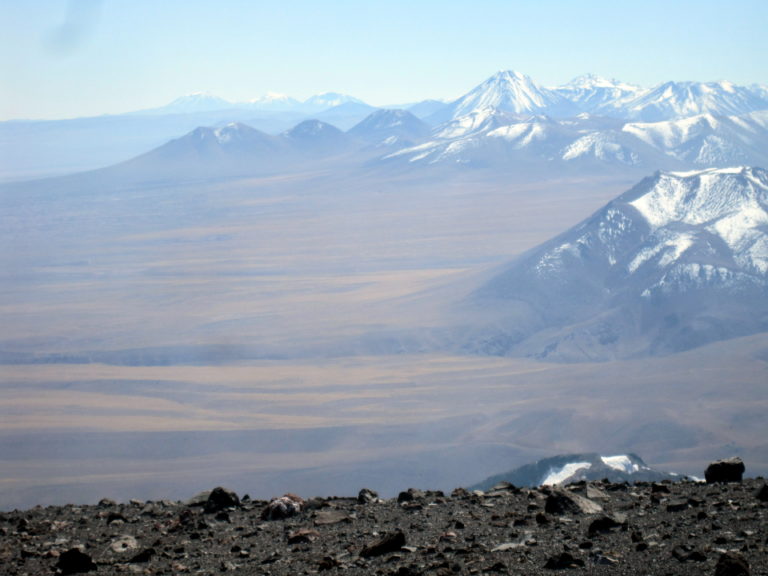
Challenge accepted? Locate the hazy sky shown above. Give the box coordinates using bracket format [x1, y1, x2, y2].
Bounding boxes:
[1, 0, 767, 120]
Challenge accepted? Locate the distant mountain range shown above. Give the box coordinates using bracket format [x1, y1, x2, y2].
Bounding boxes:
[142, 70, 768, 123]
[464, 166, 768, 360]
[109, 118, 369, 181]
[3, 69, 767, 181]
[3, 77, 768, 362]
[112, 105, 768, 182]
[140, 91, 368, 115]
[386, 109, 768, 173]
[384, 71, 768, 172]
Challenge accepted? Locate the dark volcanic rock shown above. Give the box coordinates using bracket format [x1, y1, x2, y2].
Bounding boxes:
[357, 487, 379, 504]
[360, 530, 406, 557]
[666, 498, 690, 512]
[672, 544, 707, 562]
[397, 488, 425, 502]
[128, 547, 156, 563]
[55, 548, 97, 574]
[204, 486, 240, 513]
[715, 552, 751, 576]
[544, 551, 585, 569]
[3, 477, 766, 576]
[705, 457, 745, 483]
[588, 513, 626, 535]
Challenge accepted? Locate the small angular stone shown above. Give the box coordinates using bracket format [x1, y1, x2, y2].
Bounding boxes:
[544, 551, 585, 569]
[360, 530, 406, 557]
[545, 489, 602, 515]
[287, 528, 321, 544]
[314, 508, 352, 526]
[666, 499, 689, 512]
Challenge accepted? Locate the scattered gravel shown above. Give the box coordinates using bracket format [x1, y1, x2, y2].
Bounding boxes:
[1, 478, 766, 575]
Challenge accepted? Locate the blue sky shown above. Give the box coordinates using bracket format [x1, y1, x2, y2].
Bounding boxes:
[1, 0, 766, 120]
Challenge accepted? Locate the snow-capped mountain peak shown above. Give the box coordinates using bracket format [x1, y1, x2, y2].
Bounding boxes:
[158, 92, 234, 114]
[445, 70, 577, 120]
[303, 92, 364, 111]
[250, 91, 292, 103]
[560, 73, 639, 92]
[554, 74, 644, 115]
[248, 92, 302, 110]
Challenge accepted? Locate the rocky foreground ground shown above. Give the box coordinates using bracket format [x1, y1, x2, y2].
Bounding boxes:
[1, 476, 766, 575]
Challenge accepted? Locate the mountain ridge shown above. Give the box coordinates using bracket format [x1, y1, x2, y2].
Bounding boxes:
[466, 166, 768, 360]
[5, 70, 768, 181]
[470, 453, 682, 491]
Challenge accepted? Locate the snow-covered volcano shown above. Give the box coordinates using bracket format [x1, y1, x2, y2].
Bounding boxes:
[469, 167, 768, 360]
[471, 453, 680, 490]
[151, 92, 235, 114]
[430, 70, 577, 123]
[302, 92, 365, 112]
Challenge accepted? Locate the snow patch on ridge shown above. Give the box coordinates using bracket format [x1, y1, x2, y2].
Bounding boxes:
[627, 168, 768, 276]
[542, 462, 592, 485]
[627, 230, 696, 273]
[488, 122, 548, 148]
[641, 263, 748, 297]
[623, 114, 720, 150]
[601, 455, 641, 474]
[630, 168, 759, 229]
[213, 123, 244, 144]
[561, 132, 639, 164]
[436, 107, 510, 139]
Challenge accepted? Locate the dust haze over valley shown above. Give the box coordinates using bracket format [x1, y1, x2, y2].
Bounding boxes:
[2, 64, 768, 509]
